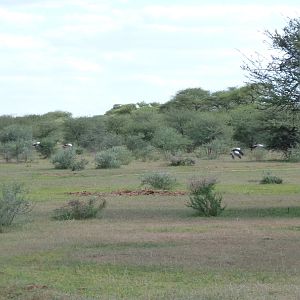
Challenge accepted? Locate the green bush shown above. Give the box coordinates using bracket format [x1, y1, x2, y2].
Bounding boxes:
[52, 197, 106, 220]
[151, 127, 192, 154]
[141, 172, 176, 190]
[186, 177, 225, 216]
[0, 182, 31, 229]
[71, 158, 89, 171]
[110, 146, 133, 165]
[95, 151, 120, 169]
[95, 146, 133, 169]
[134, 145, 160, 161]
[260, 172, 283, 184]
[51, 148, 76, 169]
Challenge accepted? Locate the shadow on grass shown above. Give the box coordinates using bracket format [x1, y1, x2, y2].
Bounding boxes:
[104, 206, 300, 221]
[221, 206, 300, 218]
[105, 208, 192, 221]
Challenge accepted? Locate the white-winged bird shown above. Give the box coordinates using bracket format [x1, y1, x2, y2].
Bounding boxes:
[63, 143, 73, 148]
[32, 141, 41, 147]
[230, 147, 244, 159]
[250, 144, 264, 151]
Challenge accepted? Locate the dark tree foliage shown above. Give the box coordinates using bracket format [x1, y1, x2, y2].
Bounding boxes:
[264, 123, 300, 156]
[211, 85, 258, 110]
[242, 17, 300, 112]
[160, 88, 212, 111]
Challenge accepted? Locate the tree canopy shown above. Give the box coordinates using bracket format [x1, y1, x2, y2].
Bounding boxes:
[242, 17, 300, 112]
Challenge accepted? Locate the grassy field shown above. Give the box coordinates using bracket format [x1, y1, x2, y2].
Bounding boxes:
[1, 156, 300, 299]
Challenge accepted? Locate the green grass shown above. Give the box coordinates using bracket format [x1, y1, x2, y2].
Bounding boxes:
[1, 157, 300, 299]
[219, 184, 300, 195]
[1, 251, 299, 300]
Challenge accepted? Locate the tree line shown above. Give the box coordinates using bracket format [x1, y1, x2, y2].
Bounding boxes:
[0, 17, 299, 163]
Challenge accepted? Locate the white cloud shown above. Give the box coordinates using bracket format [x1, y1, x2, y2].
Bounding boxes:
[64, 14, 117, 26]
[102, 51, 135, 62]
[0, 7, 44, 23]
[143, 4, 299, 21]
[65, 57, 103, 73]
[145, 23, 225, 34]
[0, 33, 47, 49]
[128, 74, 201, 87]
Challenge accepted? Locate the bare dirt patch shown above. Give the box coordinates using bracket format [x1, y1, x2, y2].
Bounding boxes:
[67, 189, 187, 197]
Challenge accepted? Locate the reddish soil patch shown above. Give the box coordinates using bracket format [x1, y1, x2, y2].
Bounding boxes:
[67, 189, 187, 197]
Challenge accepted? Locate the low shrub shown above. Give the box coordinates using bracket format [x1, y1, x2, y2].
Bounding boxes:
[141, 172, 176, 190]
[0, 182, 32, 229]
[71, 158, 89, 171]
[95, 146, 133, 168]
[52, 196, 106, 220]
[110, 146, 133, 165]
[134, 145, 160, 162]
[95, 151, 120, 169]
[260, 172, 283, 184]
[169, 156, 195, 166]
[186, 177, 225, 216]
[51, 148, 76, 169]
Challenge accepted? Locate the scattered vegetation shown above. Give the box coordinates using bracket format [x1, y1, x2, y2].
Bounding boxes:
[287, 143, 300, 162]
[52, 196, 106, 220]
[141, 172, 176, 190]
[0, 182, 31, 229]
[51, 148, 88, 171]
[95, 146, 133, 169]
[260, 172, 283, 184]
[186, 177, 225, 216]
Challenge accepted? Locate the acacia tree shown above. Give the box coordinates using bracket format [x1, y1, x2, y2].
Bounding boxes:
[160, 88, 212, 111]
[242, 17, 300, 112]
[242, 18, 300, 154]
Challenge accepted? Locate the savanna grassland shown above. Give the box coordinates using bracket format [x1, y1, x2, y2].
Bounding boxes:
[1, 155, 300, 300]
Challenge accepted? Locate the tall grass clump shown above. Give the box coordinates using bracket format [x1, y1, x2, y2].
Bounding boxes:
[0, 182, 31, 229]
[186, 177, 225, 216]
[287, 144, 300, 162]
[249, 148, 266, 161]
[52, 196, 106, 220]
[141, 172, 176, 190]
[260, 172, 283, 184]
[194, 139, 230, 160]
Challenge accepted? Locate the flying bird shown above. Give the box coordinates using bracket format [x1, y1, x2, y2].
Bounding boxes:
[63, 143, 73, 148]
[250, 144, 264, 151]
[230, 147, 244, 159]
[32, 141, 41, 147]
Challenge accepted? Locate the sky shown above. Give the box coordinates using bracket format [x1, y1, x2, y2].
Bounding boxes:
[0, 0, 299, 117]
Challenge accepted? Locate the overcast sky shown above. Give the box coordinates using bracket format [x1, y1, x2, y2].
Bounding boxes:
[0, 0, 299, 117]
